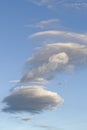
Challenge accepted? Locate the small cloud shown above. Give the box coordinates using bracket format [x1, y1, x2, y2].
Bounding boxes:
[35, 19, 59, 29]
[34, 124, 52, 129]
[9, 80, 20, 83]
[58, 82, 63, 86]
[64, 1, 87, 9]
[2, 86, 63, 114]
[25, 19, 61, 30]
[20, 116, 32, 121]
[33, 124, 63, 130]
[29, 78, 48, 85]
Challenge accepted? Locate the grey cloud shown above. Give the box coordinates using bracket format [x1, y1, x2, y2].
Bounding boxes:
[21, 43, 87, 83]
[2, 86, 63, 114]
[20, 116, 32, 121]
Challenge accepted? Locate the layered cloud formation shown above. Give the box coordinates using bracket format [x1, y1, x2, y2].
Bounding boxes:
[2, 25, 87, 116]
[3, 42, 87, 114]
[2, 86, 63, 113]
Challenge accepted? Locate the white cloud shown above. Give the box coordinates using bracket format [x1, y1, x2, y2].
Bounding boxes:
[29, 30, 87, 44]
[2, 86, 63, 113]
[29, 78, 48, 84]
[49, 52, 69, 64]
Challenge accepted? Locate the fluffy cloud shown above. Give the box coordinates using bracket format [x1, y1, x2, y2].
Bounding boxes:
[2, 86, 63, 114]
[21, 43, 87, 82]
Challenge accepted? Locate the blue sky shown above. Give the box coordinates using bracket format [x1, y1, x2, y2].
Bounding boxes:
[0, 0, 87, 130]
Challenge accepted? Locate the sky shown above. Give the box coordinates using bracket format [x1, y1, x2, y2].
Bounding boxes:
[0, 0, 87, 130]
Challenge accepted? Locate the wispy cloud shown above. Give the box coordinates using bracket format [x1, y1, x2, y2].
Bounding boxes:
[36, 19, 59, 29]
[34, 124, 63, 130]
[34, 125, 53, 129]
[64, 1, 87, 9]
[28, 0, 59, 9]
[25, 19, 62, 30]
[9, 80, 20, 83]
[2, 86, 63, 113]
[28, 0, 87, 9]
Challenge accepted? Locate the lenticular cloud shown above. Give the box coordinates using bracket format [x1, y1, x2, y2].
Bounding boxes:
[2, 86, 63, 114]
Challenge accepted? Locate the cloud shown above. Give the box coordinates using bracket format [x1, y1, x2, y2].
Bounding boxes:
[64, 1, 87, 9]
[25, 19, 61, 30]
[29, 30, 87, 44]
[21, 52, 69, 82]
[28, 0, 59, 8]
[33, 124, 63, 130]
[3, 26, 87, 117]
[20, 116, 32, 121]
[36, 19, 59, 29]
[21, 43, 87, 83]
[34, 124, 51, 128]
[9, 80, 20, 83]
[28, 78, 48, 85]
[28, 0, 87, 9]
[2, 86, 63, 114]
